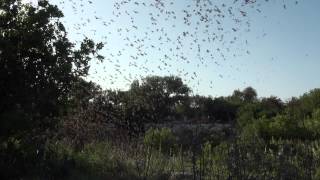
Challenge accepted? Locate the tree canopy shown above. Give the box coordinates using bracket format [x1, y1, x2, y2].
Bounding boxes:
[0, 0, 104, 139]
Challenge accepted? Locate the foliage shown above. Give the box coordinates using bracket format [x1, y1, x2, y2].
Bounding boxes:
[128, 76, 190, 122]
[0, 0, 104, 140]
[144, 128, 177, 154]
[242, 86, 258, 102]
[190, 138, 320, 179]
[2, 0, 320, 179]
[0, 0, 103, 178]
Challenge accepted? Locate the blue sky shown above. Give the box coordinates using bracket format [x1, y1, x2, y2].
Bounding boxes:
[47, 0, 320, 100]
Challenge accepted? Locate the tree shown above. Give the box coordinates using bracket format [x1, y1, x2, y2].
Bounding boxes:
[187, 95, 210, 120]
[128, 76, 190, 122]
[0, 0, 103, 139]
[230, 89, 244, 103]
[0, 1, 103, 178]
[211, 97, 238, 123]
[300, 88, 320, 117]
[259, 96, 284, 118]
[242, 87, 257, 102]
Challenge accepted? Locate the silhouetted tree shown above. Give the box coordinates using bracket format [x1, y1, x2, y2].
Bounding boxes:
[242, 86, 257, 103]
[0, 1, 103, 178]
[128, 76, 190, 122]
[259, 96, 284, 118]
[0, 0, 103, 139]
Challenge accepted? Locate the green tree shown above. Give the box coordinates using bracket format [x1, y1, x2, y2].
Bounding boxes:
[0, 0, 103, 139]
[187, 95, 209, 120]
[0, 1, 103, 178]
[230, 89, 244, 104]
[211, 97, 238, 123]
[259, 96, 284, 118]
[242, 86, 257, 103]
[128, 76, 190, 122]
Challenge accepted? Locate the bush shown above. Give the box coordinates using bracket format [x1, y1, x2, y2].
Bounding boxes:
[41, 141, 140, 180]
[144, 128, 177, 154]
[194, 139, 320, 179]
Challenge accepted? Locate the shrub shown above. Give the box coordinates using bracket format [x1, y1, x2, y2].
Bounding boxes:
[42, 141, 140, 180]
[144, 128, 177, 154]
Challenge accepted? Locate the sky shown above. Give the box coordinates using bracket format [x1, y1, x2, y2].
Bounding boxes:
[32, 0, 320, 100]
